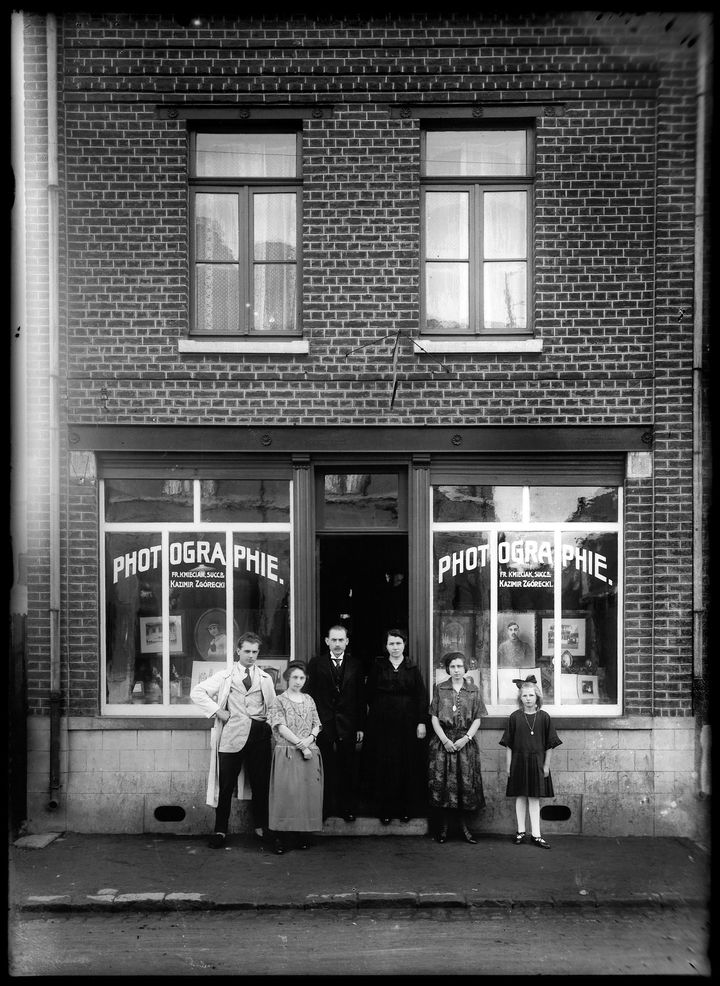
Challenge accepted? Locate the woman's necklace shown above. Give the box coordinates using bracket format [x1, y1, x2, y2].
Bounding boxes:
[452, 683, 462, 712]
[524, 710, 538, 735]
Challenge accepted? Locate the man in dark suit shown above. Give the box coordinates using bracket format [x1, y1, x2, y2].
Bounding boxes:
[307, 624, 366, 822]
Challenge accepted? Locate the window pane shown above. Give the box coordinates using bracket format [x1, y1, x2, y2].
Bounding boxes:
[530, 487, 619, 523]
[425, 130, 527, 177]
[425, 192, 469, 259]
[484, 191, 526, 259]
[105, 532, 164, 706]
[425, 263, 469, 332]
[496, 532, 555, 704]
[254, 194, 296, 262]
[104, 479, 193, 523]
[433, 532, 491, 701]
[195, 194, 239, 262]
[484, 262, 527, 330]
[196, 265, 240, 334]
[200, 479, 290, 522]
[558, 532, 618, 706]
[253, 265, 296, 333]
[324, 473, 399, 528]
[166, 531, 229, 706]
[433, 485, 523, 522]
[195, 133, 297, 178]
[232, 532, 291, 676]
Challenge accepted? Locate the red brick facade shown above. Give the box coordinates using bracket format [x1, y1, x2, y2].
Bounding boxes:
[14, 10, 711, 837]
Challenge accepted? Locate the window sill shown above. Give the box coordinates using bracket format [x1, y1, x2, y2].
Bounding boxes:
[179, 338, 309, 355]
[416, 337, 543, 354]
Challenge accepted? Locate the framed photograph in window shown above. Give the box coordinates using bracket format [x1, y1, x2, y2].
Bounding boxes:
[577, 674, 599, 703]
[190, 660, 227, 691]
[541, 618, 586, 658]
[439, 613, 473, 657]
[497, 611, 535, 665]
[140, 615, 183, 654]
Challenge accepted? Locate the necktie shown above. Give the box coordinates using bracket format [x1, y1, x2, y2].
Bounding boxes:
[332, 659, 342, 682]
[243, 669, 252, 691]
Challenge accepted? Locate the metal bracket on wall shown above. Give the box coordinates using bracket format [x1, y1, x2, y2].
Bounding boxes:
[344, 330, 453, 409]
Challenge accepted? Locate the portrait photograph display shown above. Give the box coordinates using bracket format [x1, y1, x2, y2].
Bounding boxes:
[541, 616, 586, 658]
[139, 615, 183, 655]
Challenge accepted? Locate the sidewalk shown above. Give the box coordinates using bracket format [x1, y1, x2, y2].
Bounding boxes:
[9, 830, 711, 914]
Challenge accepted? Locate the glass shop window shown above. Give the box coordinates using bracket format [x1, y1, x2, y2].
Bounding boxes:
[432, 484, 622, 715]
[319, 472, 404, 528]
[101, 477, 292, 715]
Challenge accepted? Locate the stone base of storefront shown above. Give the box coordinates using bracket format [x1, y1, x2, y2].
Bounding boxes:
[21, 716, 709, 842]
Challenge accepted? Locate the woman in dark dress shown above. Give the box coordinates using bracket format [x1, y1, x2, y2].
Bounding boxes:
[499, 676, 562, 849]
[428, 652, 487, 844]
[362, 629, 428, 824]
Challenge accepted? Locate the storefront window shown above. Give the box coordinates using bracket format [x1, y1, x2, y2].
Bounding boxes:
[200, 479, 290, 522]
[433, 485, 523, 522]
[496, 531, 555, 703]
[559, 530, 618, 707]
[101, 478, 292, 714]
[433, 532, 491, 698]
[322, 473, 400, 527]
[432, 484, 621, 714]
[104, 479, 194, 523]
[529, 486, 618, 523]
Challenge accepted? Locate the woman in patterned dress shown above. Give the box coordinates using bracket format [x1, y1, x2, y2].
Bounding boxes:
[268, 661, 323, 855]
[428, 652, 487, 844]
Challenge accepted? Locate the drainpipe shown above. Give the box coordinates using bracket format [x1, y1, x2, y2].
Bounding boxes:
[46, 13, 62, 811]
[693, 18, 710, 797]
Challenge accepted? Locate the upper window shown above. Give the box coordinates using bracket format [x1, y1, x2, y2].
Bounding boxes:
[189, 129, 301, 336]
[421, 125, 534, 336]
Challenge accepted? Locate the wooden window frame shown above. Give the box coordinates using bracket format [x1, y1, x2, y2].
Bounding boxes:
[188, 126, 302, 338]
[420, 123, 535, 337]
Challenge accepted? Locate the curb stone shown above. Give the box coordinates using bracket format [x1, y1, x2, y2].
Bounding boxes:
[13, 892, 708, 915]
[357, 891, 418, 908]
[305, 893, 357, 909]
[417, 892, 465, 907]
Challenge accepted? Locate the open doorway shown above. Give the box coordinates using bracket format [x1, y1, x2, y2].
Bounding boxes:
[317, 534, 408, 672]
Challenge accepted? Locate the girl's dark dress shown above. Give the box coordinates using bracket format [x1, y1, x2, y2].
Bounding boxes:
[499, 708, 562, 798]
[428, 678, 487, 811]
[361, 656, 428, 817]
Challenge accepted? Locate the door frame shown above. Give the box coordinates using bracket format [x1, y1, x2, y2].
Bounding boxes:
[292, 454, 431, 683]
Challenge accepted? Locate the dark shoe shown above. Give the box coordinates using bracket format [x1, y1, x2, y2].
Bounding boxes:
[462, 826, 477, 844]
[380, 817, 391, 825]
[513, 831, 526, 845]
[532, 836, 551, 850]
[400, 815, 410, 823]
[435, 826, 448, 844]
[273, 840, 285, 855]
[208, 832, 226, 849]
[343, 813, 356, 823]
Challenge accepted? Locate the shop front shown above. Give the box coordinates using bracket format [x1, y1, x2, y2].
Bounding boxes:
[48, 424, 691, 837]
[100, 454, 623, 719]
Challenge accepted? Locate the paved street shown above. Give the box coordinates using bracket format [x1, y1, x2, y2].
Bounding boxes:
[10, 907, 711, 977]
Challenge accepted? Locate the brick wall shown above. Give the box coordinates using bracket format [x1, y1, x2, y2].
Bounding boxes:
[20, 11, 708, 724]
